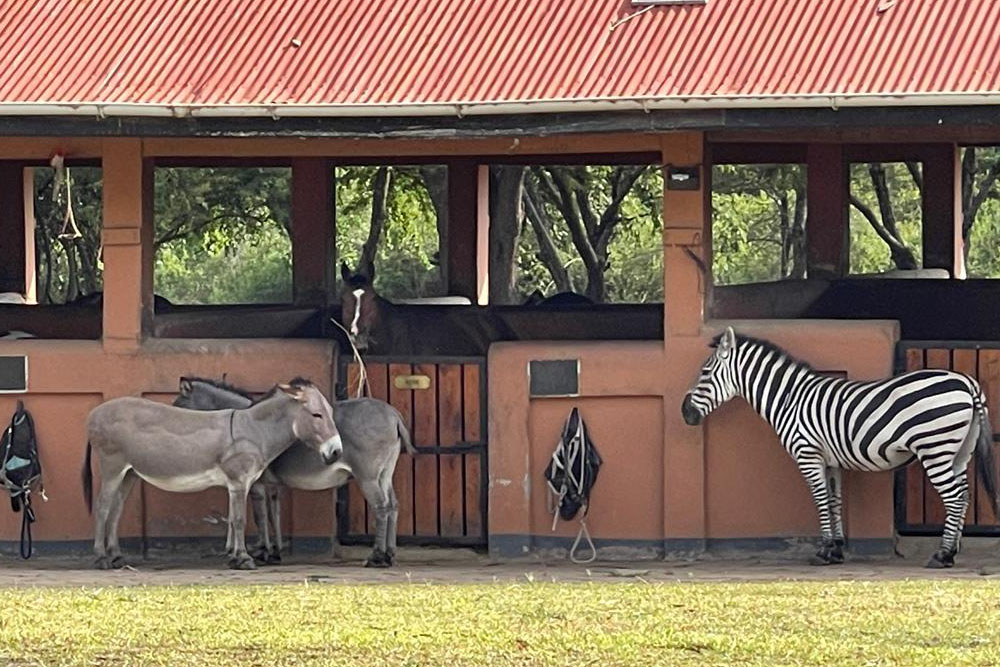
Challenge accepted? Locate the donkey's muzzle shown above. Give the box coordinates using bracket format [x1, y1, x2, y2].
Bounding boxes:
[681, 395, 703, 426]
[321, 434, 344, 465]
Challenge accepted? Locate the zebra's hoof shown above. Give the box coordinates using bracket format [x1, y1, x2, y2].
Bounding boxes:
[926, 550, 955, 569]
[809, 554, 834, 566]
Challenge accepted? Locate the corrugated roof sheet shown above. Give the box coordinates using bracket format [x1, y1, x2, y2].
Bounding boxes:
[0, 0, 997, 112]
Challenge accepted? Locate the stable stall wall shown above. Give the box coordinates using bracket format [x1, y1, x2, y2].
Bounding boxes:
[487, 320, 899, 560]
[0, 339, 338, 554]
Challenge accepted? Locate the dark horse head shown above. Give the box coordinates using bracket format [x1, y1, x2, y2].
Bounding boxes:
[339, 260, 379, 351]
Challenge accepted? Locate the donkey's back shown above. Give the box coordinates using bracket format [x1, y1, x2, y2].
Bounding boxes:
[88, 397, 233, 449]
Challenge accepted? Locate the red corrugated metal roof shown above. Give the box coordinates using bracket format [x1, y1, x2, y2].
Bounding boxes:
[0, 0, 998, 114]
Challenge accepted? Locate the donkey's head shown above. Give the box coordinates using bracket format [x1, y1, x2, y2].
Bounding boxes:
[339, 261, 378, 351]
[277, 378, 343, 465]
[681, 326, 741, 426]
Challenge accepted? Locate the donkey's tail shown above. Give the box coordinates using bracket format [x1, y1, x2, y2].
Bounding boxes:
[397, 416, 416, 455]
[82, 441, 93, 515]
[974, 389, 999, 519]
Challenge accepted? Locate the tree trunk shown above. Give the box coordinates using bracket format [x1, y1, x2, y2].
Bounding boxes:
[360, 167, 392, 275]
[522, 179, 573, 293]
[488, 166, 526, 304]
[419, 166, 449, 284]
[788, 185, 807, 279]
[867, 163, 919, 270]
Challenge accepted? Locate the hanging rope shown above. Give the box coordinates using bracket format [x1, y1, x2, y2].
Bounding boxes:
[329, 317, 371, 398]
[49, 154, 83, 240]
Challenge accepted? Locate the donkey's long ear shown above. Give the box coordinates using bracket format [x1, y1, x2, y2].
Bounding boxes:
[717, 326, 737, 359]
[278, 383, 306, 401]
[179, 378, 192, 396]
[340, 262, 352, 282]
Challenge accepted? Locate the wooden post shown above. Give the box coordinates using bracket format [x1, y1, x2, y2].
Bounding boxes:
[102, 140, 154, 351]
[922, 144, 964, 278]
[661, 132, 708, 556]
[806, 144, 848, 278]
[291, 158, 335, 304]
[447, 159, 489, 303]
[0, 162, 27, 295]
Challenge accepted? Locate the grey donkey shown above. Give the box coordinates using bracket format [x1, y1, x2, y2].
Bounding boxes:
[83, 379, 343, 570]
[174, 376, 416, 567]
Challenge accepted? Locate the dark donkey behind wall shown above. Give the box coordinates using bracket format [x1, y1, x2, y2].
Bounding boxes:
[174, 376, 415, 568]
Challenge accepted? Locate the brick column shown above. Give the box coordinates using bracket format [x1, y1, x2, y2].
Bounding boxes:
[447, 160, 489, 303]
[922, 143, 964, 278]
[806, 144, 849, 278]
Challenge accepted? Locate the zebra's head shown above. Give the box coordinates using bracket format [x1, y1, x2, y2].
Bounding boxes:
[682, 326, 740, 426]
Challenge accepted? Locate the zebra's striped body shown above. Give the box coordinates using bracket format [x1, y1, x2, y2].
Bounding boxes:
[682, 327, 999, 568]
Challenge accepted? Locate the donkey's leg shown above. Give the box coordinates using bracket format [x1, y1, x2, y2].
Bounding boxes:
[226, 482, 256, 570]
[826, 466, 845, 563]
[797, 456, 840, 566]
[105, 470, 140, 569]
[359, 478, 391, 568]
[268, 485, 283, 564]
[248, 483, 271, 564]
[329, 488, 344, 561]
[380, 465, 400, 565]
[93, 459, 128, 570]
[922, 427, 976, 568]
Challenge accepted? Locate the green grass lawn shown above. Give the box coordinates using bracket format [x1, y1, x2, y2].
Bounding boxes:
[2, 580, 1000, 666]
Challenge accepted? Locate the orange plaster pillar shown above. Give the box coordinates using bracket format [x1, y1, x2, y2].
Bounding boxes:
[102, 139, 153, 354]
[447, 159, 489, 302]
[291, 158, 335, 305]
[922, 143, 965, 278]
[22, 167, 36, 303]
[661, 132, 709, 556]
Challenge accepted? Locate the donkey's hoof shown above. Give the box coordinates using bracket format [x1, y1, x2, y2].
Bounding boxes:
[228, 555, 257, 570]
[110, 556, 127, 570]
[266, 550, 282, 565]
[809, 554, 834, 566]
[251, 549, 269, 565]
[927, 550, 955, 569]
[364, 550, 391, 568]
[95, 556, 112, 570]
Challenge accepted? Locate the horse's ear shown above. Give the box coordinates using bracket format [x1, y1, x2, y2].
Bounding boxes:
[179, 378, 192, 396]
[717, 326, 737, 359]
[340, 262, 352, 282]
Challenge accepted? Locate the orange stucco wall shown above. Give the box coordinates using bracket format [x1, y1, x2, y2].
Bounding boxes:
[0, 339, 337, 550]
[487, 320, 900, 559]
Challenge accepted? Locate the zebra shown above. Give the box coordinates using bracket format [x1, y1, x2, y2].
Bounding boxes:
[681, 326, 999, 568]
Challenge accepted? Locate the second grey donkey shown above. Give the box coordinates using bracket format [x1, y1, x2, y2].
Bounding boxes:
[82, 379, 344, 570]
[174, 376, 415, 568]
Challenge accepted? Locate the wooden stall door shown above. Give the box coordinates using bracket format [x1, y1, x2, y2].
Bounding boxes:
[336, 356, 487, 548]
[895, 343, 1000, 536]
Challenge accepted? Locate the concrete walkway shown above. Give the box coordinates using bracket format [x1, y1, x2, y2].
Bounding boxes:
[2, 542, 1000, 587]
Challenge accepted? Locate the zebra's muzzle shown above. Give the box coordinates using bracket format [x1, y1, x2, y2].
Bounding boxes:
[681, 395, 703, 425]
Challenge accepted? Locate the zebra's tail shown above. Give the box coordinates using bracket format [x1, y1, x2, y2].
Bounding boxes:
[974, 390, 999, 519]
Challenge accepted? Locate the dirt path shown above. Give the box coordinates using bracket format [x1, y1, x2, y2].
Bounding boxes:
[3, 546, 1000, 587]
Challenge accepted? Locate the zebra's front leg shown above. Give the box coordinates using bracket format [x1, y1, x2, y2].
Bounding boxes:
[826, 466, 845, 564]
[798, 458, 841, 566]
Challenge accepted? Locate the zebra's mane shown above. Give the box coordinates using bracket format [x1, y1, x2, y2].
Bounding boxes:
[711, 333, 816, 372]
[182, 376, 253, 399]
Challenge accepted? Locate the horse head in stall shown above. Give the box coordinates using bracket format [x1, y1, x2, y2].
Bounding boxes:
[339, 260, 381, 352]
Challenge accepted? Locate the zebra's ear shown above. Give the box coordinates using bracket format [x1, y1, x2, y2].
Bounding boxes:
[717, 326, 737, 358]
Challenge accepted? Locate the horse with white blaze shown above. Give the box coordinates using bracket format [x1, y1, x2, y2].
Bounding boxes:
[682, 327, 999, 568]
